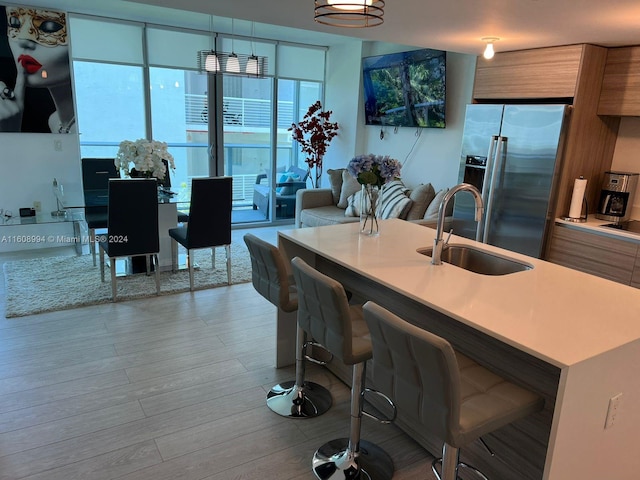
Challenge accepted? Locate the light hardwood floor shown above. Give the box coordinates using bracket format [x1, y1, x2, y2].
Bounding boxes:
[0, 225, 435, 479]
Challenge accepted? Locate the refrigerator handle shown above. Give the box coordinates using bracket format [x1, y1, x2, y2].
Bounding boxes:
[482, 136, 507, 244]
[475, 135, 498, 242]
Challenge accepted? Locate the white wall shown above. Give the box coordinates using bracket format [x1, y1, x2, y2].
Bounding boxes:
[0, 133, 84, 252]
[610, 117, 640, 220]
[322, 40, 364, 179]
[0, 133, 84, 214]
[323, 41, 477, 192]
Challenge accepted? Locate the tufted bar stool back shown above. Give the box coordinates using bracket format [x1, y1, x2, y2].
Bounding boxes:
[363, 301, 544, 480]
[244, 234, 332, 418]
[244, 233, 297, 313]
[291, 257, 394, 480]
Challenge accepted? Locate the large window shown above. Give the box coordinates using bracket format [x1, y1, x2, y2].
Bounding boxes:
[149, 67, 208, 203]
[73, 62, 146, 158]
[70, 15, 326, 225]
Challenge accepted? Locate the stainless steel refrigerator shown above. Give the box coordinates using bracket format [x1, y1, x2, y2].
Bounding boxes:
[452, 104, 571, 258]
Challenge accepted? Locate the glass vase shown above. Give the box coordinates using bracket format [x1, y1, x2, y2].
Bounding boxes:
[360, 184, 382, 236]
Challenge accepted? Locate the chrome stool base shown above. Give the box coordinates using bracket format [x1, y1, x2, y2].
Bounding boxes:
[266, 380, 332, 418]
[432, 457, 490, 480]
[312, 438, 394, 480]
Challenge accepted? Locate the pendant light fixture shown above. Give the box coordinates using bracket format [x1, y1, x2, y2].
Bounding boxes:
[482, 37, 499, 60]
[226, 53, 240, 73]
[314, 0, 385, 28]
[245, 22, 260, 76]
[246, 55, 259, 75]
[198, 15, 220, 73]
[197, 16, 268, 77]
[226, 19, 240, 73]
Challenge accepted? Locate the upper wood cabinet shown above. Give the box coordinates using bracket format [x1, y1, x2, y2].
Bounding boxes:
[473, 45, 585, 100]
[598, 46, 640, 116]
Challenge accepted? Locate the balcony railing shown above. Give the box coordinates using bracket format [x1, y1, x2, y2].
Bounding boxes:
[185, 95, 294, 129]
[231, 174, 258, 206]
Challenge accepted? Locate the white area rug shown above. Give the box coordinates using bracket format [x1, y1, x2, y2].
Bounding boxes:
[2, 242, 252, 318]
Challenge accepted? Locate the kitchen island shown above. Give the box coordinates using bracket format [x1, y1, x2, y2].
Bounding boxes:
[277, 219, 640, 480]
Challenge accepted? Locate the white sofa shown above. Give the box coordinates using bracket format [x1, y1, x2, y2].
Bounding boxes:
[295, 168, 451, 229]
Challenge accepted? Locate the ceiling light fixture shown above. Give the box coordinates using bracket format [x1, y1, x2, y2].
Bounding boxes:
[246, 55, 259, 75]
[226, 53, 240, 73]
[204, 53, 220, 72]
[246, 22, 261, 76]
[197, 17, 268, 77]
[314, 0, 384, 28]
[482, 37, 499, 60]
[226, 19, 240, 73]
[198, 15, 220, 73]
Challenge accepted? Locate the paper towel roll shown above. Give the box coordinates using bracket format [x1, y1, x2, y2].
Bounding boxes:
[569, 177, 587, 218]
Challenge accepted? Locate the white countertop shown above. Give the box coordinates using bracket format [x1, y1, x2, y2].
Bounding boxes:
[279, 219, 640, 369]
[556, 215, 640, 243]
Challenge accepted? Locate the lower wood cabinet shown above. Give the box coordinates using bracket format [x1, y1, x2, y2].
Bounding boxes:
[632, 256, 640, 288]
[547, 224, 639, 286]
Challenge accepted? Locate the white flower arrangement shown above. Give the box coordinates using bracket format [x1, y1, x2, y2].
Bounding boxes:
[115, 139, 175, 180]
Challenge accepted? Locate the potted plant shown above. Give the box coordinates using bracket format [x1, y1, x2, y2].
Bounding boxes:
[289, 101, 339, 188]
[347, 154, 402, 235]
[115, 139, 175, 180]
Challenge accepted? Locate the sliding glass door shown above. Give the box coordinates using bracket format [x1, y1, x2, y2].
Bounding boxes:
[218, 75, 274, 223]
[148, 67, 209, 205]
[71, 15, 327, 226]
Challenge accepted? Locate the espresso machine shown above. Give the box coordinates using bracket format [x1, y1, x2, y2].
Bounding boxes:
[595, 171, 639, 223]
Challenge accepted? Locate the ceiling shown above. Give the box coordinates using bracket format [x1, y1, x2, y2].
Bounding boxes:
[34, 0, 640, 55]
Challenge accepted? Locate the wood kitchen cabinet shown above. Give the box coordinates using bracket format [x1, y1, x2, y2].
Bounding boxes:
[598, 46, 640, 116]
[632, 255, 640, 288]
[473, 44, 584, 100]
[547, 224, 639, 285]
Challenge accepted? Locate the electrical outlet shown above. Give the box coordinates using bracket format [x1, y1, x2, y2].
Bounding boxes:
[54, 139, 62, 151]
[604, 393, 622, 429]
[33, 201, 41, 212]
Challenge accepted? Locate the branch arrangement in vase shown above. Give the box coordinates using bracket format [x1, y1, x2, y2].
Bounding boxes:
[289, 101, 339, 188]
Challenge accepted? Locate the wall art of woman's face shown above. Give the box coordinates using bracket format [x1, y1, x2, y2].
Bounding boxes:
[5, 6, 70, 88]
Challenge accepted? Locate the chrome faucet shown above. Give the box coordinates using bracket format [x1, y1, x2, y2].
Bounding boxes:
[432, 183, 484, 265]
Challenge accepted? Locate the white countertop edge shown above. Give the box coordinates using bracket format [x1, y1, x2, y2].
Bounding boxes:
[555, 215, 640, 243]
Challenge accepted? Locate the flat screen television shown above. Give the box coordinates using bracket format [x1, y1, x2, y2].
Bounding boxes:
[362, 48, 446, 128]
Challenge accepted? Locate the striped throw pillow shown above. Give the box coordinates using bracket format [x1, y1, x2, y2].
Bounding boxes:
[380, 180, 413, 219]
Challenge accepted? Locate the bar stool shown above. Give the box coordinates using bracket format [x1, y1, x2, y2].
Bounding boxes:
[362, 301, 545, 480]
[243, 234, 332, 418]
[291, 257, 394, 480]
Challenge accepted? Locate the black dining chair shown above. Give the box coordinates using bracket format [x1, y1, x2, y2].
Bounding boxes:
[169, 176, 232, 291]
[81, 158, 120, 266]
[99, 179, 160, 301]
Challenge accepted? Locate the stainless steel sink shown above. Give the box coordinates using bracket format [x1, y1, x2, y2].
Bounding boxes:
[417, 243, 533, 276]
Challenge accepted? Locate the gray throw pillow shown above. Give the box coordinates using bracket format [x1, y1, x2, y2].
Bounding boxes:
[406, 183, 436, 220]
[338, 170, 361, 209]
[327, 168, 345, 205]
[424, 188, 449, 220]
